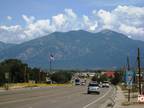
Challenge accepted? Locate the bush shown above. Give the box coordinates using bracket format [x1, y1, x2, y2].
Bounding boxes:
[91, 75, 98, 81]
[110, 72, 121, 85]
[98, 75, 108, 82]
[50, 72, 72, 84]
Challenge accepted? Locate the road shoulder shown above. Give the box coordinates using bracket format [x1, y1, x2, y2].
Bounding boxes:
[114, 86, 144, 108]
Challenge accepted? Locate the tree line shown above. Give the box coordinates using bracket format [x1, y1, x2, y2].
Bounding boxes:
[0, 59, 74, 86]
[0, 59, 123, 86]
[0, 59, 48, 86]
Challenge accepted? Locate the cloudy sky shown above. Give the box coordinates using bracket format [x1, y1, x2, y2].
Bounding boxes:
[0, 0, 144, 43]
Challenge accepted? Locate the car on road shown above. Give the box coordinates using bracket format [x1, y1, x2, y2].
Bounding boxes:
[81, 81, 86, 85]
[102, 81, 110, 88]
[87, 82, 100, 94]
[99, 82, 103, 88]
[75, 78, 81, 85]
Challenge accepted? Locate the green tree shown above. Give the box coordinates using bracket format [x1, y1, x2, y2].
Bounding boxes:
[110, 72, 122, 85]
[50, 71, 72, 83]
[0, 64, 5, 86]
[98, 75, 108, 82]
[0, 59, 49, 86]
[0, 59, 28, 84]
[91, 75, 98, 81]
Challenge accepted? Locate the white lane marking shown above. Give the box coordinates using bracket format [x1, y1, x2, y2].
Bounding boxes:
[83, 87, 112, 108]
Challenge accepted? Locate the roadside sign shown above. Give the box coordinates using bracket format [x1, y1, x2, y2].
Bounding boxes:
[5, 72, 9, 80]
[138, 95, 144, 102]
[125, 71, 134, 89]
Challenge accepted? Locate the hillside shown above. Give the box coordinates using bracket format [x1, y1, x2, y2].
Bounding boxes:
[0, 30, 144, 69]
[0, 41, 15, 51]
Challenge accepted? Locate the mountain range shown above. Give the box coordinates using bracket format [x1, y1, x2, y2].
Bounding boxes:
[0, 29, 144, 69]
[0, 42, 15, 51]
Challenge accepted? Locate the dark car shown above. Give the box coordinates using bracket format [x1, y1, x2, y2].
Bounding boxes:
[75, 78, 81, 85]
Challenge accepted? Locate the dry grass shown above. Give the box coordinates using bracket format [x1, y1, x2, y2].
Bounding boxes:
[4, 83, 73, 89]
[121, 101, 131, 106]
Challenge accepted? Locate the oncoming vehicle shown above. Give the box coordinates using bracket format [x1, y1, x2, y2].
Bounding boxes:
[81, 81, 86, 85]
[102, 81, 110, 88]
[75, 78, 81, 85]
[87, 82, 100, 94]
[81, 79, 86, 85]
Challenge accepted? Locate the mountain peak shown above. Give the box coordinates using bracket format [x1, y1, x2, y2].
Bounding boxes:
[66, 30, 91, 34]
[100, 29, 117, 34]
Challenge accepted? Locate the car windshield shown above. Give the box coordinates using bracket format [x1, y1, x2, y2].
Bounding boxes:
[75, 79, 80, 82]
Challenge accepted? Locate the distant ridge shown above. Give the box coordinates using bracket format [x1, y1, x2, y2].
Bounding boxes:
[0, 41, 15, 51]
[0, 29, 144, 69]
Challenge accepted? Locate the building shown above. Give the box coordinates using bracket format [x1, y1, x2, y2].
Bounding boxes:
[102, 71, 115, 78]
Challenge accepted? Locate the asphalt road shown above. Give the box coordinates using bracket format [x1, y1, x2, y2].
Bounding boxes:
[0, 85, 115, 108]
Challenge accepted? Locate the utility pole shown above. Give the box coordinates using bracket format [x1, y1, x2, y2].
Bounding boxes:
[27, 70, 29, 83]
[127, 56, 130, 70]
[127, 56, 130, 102]
[49, 53, 54, 73]
[50, 59, 52, 73]
[137, 48, 141, 94]
[5, 72, 9, 90]
[24, 66, 26, 82]
[39, 69, 41, 83]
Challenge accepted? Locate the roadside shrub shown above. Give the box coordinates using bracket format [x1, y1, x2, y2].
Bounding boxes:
[110, 72, 121, 85]
[91, 75, 98, 81]
[50, 72, 72, 84]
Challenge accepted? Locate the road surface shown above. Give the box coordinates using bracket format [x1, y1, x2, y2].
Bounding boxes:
[0, 85, 115, 108]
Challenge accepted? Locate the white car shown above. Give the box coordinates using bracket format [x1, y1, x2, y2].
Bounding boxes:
[87, 82, 100, 94]
[81, 81, 86, 85]
[102, 81, 110, 88]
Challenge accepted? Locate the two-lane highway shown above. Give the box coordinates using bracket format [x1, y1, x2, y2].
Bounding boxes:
[0, 85, 115, 108]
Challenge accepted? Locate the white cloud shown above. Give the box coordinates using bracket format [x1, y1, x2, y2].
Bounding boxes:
[0, 25, 25, 43]
[7, 16, 12, 20]
[0, 25, 21, 32]
[0, 6, 144, 43]
[111, 5, 144, 39]
[113, 5, 144, 27]
[64, 9, 77, 19]
[94, 5, 144, 38]
[51, 9, 78, 32]
[119, 24, 144, 39]
[24, 19, 54, 39]
[114, 5, 144, 16]
[82, 15, 98, 31]
[22, 15, 35, 24]
[97, 9, 112, 26]
[52, 14, 66, 27]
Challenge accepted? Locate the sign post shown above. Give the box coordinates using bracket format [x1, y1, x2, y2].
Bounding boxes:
[125, 70, 134, 102]
[5, 72, 9, 90]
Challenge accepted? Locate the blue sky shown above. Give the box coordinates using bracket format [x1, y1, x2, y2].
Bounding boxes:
[0, 0, 143, 25]
[0, 0, 144, 43]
